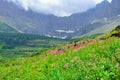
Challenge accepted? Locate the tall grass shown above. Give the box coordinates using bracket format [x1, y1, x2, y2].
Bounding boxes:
[0, 37, 120, 80]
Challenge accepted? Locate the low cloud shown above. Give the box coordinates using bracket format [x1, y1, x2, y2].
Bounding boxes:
[7, 0, 112, 16]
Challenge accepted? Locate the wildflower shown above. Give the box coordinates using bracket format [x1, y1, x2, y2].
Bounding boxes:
[89, 54, 96, 57]
[70, 56, 78, 63]
[93, 39, 97, 43]
[64, 63, 69, 69]
[109, 37, 113, 41]
[115, 63, 119, 69]
[102, 46, 105, 49]
[70, 59, 74, 63]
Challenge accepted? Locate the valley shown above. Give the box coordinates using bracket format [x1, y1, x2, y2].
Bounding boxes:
[0, 26, 120, 79]
[0, 0, 120, 38]
[0, 0, 120, 79]
[0, 33, 68, 59]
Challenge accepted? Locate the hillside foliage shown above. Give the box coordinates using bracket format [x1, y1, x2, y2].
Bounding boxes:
[0, 27, 120, 79]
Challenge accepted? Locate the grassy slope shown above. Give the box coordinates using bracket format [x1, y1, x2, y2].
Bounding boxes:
[0, 16, 28, 33]
[0, 14, 47, 34]
[0, 33, 67, 59]
[73, 16, 120, 39]
[81, 16, 120, 38]
[0, 22, 18, 33]
[0, 30, 120, 79]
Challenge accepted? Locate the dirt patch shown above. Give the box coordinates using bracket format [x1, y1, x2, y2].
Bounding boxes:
[115, 25, 120, 30]
[111, 32, 120, 38]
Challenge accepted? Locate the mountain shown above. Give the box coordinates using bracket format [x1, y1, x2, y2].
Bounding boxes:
[111, 0, 120, 15]
[0, 0, 120, 38]
[73, 15, 120, 38]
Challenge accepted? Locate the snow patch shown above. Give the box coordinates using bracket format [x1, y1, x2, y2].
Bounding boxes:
[103, 18, 108, 22]
[45, 34, 51, 37]
[56, 30, 74, 33]
[53, 36, 67, 39]
[117, 15, 120, 17]
[45, 34, 67, 39]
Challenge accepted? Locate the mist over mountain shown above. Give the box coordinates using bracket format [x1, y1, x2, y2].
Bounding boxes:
[6, 0, 104, 17]
[0, 0, 120, 38]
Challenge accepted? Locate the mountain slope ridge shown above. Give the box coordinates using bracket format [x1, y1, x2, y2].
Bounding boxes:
[0, 21, 18, 33]
[0, 0, 120, 38]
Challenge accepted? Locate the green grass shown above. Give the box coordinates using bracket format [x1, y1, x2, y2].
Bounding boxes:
[0, 36, 120, 80]
[0, 22, 18, 33]
[0, 33, 68, 59]
[0, 26, 120, 79]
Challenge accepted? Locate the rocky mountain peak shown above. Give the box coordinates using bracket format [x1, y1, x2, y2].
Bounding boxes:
[104, 0, 108, 1]
[96, 0, 110, 8]
[111, 0, 120, 7]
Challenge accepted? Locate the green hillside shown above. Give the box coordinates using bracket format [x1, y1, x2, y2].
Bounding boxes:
[78, 16, 120, 38]
[0, 26, 120, 79]
[0, 33, 68, 59]
[73, 16, 120, 38]
[0, 22, 18, 33]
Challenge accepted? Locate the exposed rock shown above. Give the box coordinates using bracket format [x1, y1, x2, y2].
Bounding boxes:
[111, 25, 120, 38]
[111, 32, 120, 38]
[99, 38, 107, 40]
[115, 25, 120, 30]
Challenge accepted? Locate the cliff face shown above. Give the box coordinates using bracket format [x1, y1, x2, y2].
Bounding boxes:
[90, 0, 111, 20]
[110, 0, 120, 16]
[111, 0, 120, 9]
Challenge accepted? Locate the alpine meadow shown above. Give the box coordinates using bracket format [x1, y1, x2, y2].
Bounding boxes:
[0, 0, 120, 80]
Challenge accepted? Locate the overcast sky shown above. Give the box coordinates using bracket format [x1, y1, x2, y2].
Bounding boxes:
[7, 0, 112, 16]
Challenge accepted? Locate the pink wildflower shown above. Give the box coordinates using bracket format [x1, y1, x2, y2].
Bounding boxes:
[102, 46, 105, 49]
[64, 63, 69, 69]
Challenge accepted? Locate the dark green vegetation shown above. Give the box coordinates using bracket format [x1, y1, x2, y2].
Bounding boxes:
[0, 22, 18, 33]
[0, 26, 120, 79]
[0, 33, 68, 59]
